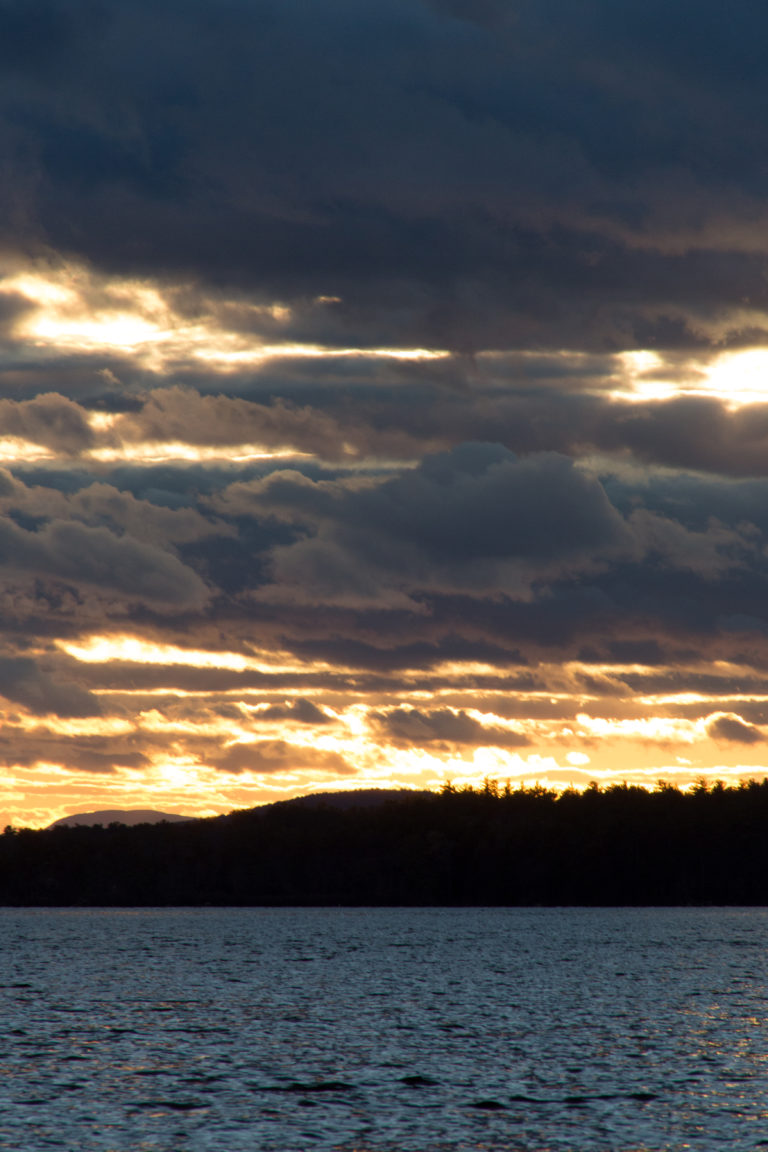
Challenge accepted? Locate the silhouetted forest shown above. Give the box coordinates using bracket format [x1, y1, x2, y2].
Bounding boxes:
[5, 779, 768, 905]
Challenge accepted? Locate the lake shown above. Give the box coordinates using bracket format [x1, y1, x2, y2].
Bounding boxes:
[0, 907, 766, 1150]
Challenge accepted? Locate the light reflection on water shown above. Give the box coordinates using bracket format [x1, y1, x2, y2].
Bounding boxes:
[0, 907, 767, 1149]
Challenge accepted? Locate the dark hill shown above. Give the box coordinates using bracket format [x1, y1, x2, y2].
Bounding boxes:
[6, 779, 768, 906]
[48, 809, 192, 829]
[235, 787, 432, 814]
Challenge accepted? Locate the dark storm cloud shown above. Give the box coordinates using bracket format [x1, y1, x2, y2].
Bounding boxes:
[2, 0, 768, 351]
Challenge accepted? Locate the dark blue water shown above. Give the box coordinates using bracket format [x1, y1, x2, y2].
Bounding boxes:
[0, 907, 767, 1150]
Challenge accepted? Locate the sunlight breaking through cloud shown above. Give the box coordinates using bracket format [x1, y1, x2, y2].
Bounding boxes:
[1, 265, 450, 372]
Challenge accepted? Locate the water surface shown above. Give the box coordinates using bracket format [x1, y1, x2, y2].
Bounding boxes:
[0, 907, 766, 1150]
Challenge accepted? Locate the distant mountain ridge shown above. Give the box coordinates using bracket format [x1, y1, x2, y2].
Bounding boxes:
[48, 809, 192, 828]
[49, 789, 432, 829]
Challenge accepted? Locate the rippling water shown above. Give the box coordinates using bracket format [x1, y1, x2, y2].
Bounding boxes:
[1, 907, 768, 1150]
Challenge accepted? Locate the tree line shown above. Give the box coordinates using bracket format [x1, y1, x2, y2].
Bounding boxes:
[4, 778, 768, 905]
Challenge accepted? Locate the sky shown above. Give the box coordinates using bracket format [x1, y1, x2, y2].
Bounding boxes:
[4, 0, 768, 826]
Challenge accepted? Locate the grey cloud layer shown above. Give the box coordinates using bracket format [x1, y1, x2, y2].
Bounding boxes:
[3, 0, 768, 350]
[374, 706, 530, 749]
[4, 439, 767, 668]
[14, 381, 768, 484]
[706, 714, 765, 745]
[0, 514, 208, 608]
[0, 655, 100, 717]
[209, 443, 758, 608]
[0, 470, 214, 652]
[0, 393, 94, 454]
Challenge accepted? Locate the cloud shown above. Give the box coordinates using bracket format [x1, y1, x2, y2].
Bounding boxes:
[706, 713, 764, 744]
[374, 706, 530, 748]
[13, 369, 768, 486]
[104, 378, 768, 479]
[211, 739, 351, 775]
[2, 0, 768, 354]
[0, 473, 232, 549]
[0, 731, 148, 773]
[0, 393, 94, 454]
[0, 656, 100, 716]
[258, 698, 332, 724]
[0, 514, 208, 609]
[119, 388, 345, 454]
[596, 397, 768, 477]
[115, 386, 435, 462]
[627, 510, 754, 579]
[219, 443, 633, 605]
[210, 441, 768, 618]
